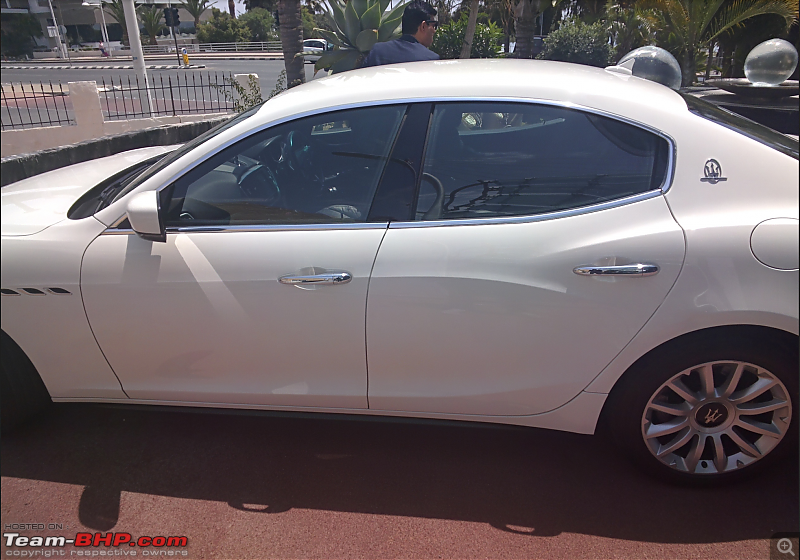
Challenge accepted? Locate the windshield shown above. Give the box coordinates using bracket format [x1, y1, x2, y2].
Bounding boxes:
[680, 93, 798, 160]
[111, 104, 265, 204]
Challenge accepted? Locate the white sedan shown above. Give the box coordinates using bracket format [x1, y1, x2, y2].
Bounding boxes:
[2, 60, 798, 484]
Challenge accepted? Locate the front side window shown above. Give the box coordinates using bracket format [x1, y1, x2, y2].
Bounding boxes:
[162, 105, 406, 227]
[415, 102, 670, 221]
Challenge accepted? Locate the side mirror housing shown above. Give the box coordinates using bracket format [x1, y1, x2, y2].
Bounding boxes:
[126, 191, 166, 243]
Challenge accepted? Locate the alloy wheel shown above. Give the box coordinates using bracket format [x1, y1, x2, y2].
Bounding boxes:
[641, 360, 792, 475]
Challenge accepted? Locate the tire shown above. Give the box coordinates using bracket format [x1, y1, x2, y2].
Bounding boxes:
[603, 328, 798, 485]
[1, 331, 52, 434]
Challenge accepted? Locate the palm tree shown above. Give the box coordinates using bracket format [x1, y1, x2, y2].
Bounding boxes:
[606, 0, 656, 62]
[513, 0, 563, 58]
[139, 5, 165, 45]
[278, 0, 305, 87]
[229, 0, 237, 17]
[638, 0, 798, 85]
[182, 0, 213, 27]
[460, 0, 480, 57]
[103, 0, 129, 46]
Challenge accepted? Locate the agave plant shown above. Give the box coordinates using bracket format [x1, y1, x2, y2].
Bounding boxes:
[312, 0, 409, 73]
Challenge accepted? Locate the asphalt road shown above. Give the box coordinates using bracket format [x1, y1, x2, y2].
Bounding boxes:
[1, 403, 797, 559]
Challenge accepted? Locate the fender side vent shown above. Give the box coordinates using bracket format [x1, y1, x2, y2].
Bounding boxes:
[21, 288, 45, 295]
[46, 287, 72, 295]
[1, 289, 20, 296]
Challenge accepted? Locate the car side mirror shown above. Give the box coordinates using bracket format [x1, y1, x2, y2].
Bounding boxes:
[126, 191, 166, 243]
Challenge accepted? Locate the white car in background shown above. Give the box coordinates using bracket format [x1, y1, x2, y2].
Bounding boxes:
[2, 60, 798, 484]
[302, 38, 332, 63]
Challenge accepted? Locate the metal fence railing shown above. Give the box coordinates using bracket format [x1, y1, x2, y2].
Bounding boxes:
[141, 41, 282, 55]
[1, 82, 74, 130]
[99, 72, 237, 120]
[1, 74, 237, 130]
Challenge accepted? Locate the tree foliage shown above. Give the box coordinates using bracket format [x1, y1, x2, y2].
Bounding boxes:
[431, 12, 503, 58]
[239, 7, 277, 41]
[182, 0, 213, 28]
[514, 0, 565, 58]
[103, 0, 130, 46]
[244, 0, 278, 12]
[605, 0, 656, 62]
[0, 13, 43, 58]
[536, 19, 614, 65]
[139, 5, 165, 46]
[637, 0, 798, 85]
[197, 7, 252, 42]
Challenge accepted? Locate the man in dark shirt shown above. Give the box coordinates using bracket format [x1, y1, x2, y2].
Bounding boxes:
[362, 0, 440, 67]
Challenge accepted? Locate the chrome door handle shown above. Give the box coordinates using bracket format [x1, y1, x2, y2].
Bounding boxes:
[279, 272, 352, 285]
[573, 264, 659, 277]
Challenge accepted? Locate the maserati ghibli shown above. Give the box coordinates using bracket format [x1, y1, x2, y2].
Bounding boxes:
[2, 59, 798, 483]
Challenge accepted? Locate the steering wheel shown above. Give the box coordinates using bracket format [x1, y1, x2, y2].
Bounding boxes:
[280, 131, 303, 173]
[238, 164, 281, 205]
[421, 173, 445, 220]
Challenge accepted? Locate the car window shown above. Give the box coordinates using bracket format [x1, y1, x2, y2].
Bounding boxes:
[111, 104, 265, 205]
[162, 105, 406, 227]
[680, 92, 798, 160]
[414, 102, 670, 221]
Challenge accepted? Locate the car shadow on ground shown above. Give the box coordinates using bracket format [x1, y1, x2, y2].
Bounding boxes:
[2, 403, 797, 541]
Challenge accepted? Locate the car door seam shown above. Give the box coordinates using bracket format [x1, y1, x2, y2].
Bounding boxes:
[78, 217, 131, 398]
[364, 224, 390, 410]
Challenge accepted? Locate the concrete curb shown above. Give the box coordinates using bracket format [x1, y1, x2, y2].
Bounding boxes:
[1, 115, 229, 187]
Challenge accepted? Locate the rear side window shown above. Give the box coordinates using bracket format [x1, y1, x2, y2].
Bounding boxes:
[681, 93, 799, 160]
[414, 102, 670, 221]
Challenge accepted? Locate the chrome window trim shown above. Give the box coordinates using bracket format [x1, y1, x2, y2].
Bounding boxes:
[102, 222, 390, 235]
[108, 96, 676, 226]
[389, 189, 663, 229]
[147, 97, 676, 197]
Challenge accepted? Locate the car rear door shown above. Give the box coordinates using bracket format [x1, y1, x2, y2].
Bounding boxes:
[365, 101, 686, 416]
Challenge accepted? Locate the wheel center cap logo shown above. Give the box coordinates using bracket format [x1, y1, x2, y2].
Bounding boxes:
[696, 403, 728, 427]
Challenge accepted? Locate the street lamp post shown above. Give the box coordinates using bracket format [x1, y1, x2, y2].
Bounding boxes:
[45, 0, 67, 59]
[121, 0, 153, 115]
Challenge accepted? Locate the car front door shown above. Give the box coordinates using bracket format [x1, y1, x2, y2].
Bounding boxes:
[81, 104, 406, 408]
[366, 101, 686, 416]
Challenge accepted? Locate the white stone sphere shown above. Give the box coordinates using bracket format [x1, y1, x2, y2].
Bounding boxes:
[618, 46, 682, 90]
[744, 38, 798, 86]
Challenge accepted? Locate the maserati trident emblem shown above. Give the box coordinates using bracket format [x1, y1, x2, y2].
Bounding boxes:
[700, 159, 727, 184]
[704, 408, 724, 425]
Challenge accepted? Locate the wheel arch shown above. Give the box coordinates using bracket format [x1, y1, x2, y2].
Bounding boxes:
[597, 324, 799, 432]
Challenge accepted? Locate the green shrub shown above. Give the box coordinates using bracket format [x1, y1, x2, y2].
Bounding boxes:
[536, 20, 613, 67]
[196, 8, 251, 43]
[430, 13, 502, 59]
[239, 8, 276, 42]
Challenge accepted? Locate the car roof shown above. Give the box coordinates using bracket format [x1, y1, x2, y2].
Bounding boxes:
[256, 59, 688, 131]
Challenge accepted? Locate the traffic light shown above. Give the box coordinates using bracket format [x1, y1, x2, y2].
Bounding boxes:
[163, 7, 180, 28]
